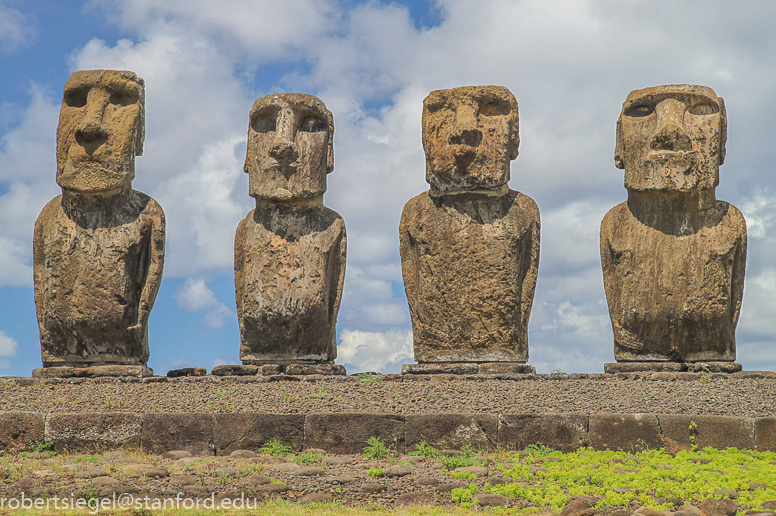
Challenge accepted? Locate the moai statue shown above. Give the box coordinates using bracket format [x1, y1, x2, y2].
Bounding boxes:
[235, 93, 346, 374]
[399, 86, 540, 374]
[601, 84, 746, 373]
[33, 70, 165, 375]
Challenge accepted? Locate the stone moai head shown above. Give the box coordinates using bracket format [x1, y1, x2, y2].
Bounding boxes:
[615, 84, 727, 192]
[56, 70, 145, 193]
[422, 85, 519, 194]
[244, 93, 334, 201]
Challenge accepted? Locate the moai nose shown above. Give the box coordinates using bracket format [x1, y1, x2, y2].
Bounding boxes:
[650, 98, 691, 152]
[269, 138, 298, 161]
[75, 95, 109, 145]
[449, 105, 483, 147]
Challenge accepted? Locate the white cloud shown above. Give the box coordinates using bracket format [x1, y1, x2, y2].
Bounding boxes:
[338, 329, 413, 374]
[173, 277, 235, 328]
[0, 2, 35, 53]
[0, 330, 18, 357]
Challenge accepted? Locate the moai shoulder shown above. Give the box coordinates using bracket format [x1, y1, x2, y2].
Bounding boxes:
[399, 86, 540, 369]
[235, 93, 346, 370]
[600, 84, 746, 369]
[32, 70, 165, 373]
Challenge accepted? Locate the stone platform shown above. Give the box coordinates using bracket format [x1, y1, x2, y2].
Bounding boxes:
[32, 365, 154, 379]
[604, 362, 743, 373]
[401, 362, 536, 375]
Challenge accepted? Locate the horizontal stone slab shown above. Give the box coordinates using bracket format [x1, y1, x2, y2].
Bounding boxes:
[141, 413, 214, 455]
[405, 414, 498, 451]
[305, 413, 405, 454]
[588, 413, 663, 451]
[46, 412, 142, 452]
[0, 412, 45, 452]
[213, 413, 304, 455]
[499, 414, 588, 452]
[658, 414, 755, 451]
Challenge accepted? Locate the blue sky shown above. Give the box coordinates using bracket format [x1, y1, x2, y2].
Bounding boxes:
[2, 0, 776, 376]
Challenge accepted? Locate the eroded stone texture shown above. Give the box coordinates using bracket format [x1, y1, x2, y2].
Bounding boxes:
[33, 70, 165, 367]
[236, 93, 346, 364]
[400, 86, 540, 362]
[601, 85, 746, 363]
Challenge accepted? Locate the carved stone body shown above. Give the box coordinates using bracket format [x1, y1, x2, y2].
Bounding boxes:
[33, 70, 164, 367]
[601, 84, 746, 362]
[400, 86, 540, 363]
[236, 93, 346, 364]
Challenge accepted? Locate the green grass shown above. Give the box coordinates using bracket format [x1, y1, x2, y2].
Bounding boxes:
[362, 436, 389, 460]
[259, 438, 294, 455]
[407, 441, 442, 458]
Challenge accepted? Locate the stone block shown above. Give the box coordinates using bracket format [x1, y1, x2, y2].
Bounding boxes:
[211, 365, 258, 376]
[305, 413, 405, 454]
[285, 364, 346, 375]
[141, 413, 213, 455]
[755, 418, 776, 452]
[167, 368, 206, 378]
[213, 413, 304, 455]
[588, 414, 662, 451]
[499, 414, 588, 452]
[74, 365, 153, 377]
[261, 364, 284, 375]
[686, 362, 742, 373]
[604, 362, 686, 373]
[0, 412, 45, 452]
[478, 363, 535, 374]
[46, 413, 142, 452]
[405, 414, 498, 451]
[659, 414, 755, 451]
[402, 363, 478, 375]
[32, 367, 75, 378]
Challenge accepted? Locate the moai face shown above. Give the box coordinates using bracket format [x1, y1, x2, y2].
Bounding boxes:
[615, 84, 727, 192]
[244, 93, 334, 201]
[56, 70, 145, 193]
[422, 86, 519, 194]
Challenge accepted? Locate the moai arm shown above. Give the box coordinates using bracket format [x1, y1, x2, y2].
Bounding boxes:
[135, 202, 165, 334]
[731, 217, 747, 328]
[599, 213, 617, 323]
[520, 214, 541, 331]
[32, 210, 48, 330]
[398, 202, 419, 325]
[333, 223, 347, 323]
[234, 217, 247, 322]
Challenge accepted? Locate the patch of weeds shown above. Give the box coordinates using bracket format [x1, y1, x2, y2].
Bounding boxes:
[212, 389, 230, 397]
[451, 483, 478, 505]
[367, 466, 384, 477]
[260, 439, 294, 456]
[356, 372, 383, 383]
[281, 393, 296, 403]
[28, 441, 55, 454]
[308, 391, 329, 399]
[441, 445, 483, 470]
[291, 450, 325, 464]
[408, 440, 442, 458]
[363, 436, 389, 460]
[224, 402, 235, 410]
[689, 421, 699, 451]
[359, 501, 384, 511]
[73, 455, 99, 463]
[104, 397, 123, 409]
[217, 475, 229, 486]
[525, 442, 555, 457]
[33, 379, 46, 389]
[550, 368, 564, 374]
[449, 471, 477, 480]
[428, 393, 437, 400]
[333, 396, 343, 402]
[392, 393, 400, 399]
[270, 479, 287, 485]
[206, 400, 214, 409]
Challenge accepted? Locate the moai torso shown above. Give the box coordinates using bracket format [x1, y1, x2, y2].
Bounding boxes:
[399, 86, 540, 362]
[235, 93, 346, 364]
[600, 85, 746, 362]
[33, 70, 164, 367]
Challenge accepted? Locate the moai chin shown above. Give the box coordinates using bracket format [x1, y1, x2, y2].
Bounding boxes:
[33, 70, 165, 368]
[235, 93, 346, 365]
[600, 84, 746, 366]
[399, 86, 540, 366]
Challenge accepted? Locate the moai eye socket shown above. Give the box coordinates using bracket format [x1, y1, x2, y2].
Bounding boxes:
[64, 88, 88, 108]
[251, 115, 277, 134]
[298, 116, 326, 133]
[109, 89, 137, 107]
[688, 102, 719, 116]
[624, 104, 653, 118]
[479, 100, 510, 117]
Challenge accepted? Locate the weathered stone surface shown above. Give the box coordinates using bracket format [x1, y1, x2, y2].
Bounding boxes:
[400, 86, 539, 363]
[305, 413, 405, 454]
[75, 365, 153, 378]
[74, 469, 107, 479]
[499, 414, 588, 452]
[299, 492, 333, 504]
[479, 363, 536, 374]
[237, 93, 346, 365]
[687, 362, 743, 373]
[454, 466, 488, 477]
[361, 483, 386, 494]
[659, 414, 755, 451]
[699, 497, 737, 516]
[33, 70, 164, 368]
[141, 413, 213, 455]
[402, 363, 478, 375]
[261, 364, 284, 375]
[602, 84, 745, 363]
[285, 364, 347, 375]
[405, 414, 497, 450]
[755, 418, 776, 452]
[230, 449, 257, 458]
[295, 467, 325, 476]
[211, 365, 258, 376]
[473, 493, 508, 506]
[163, 450, 192, 459]
[213, 413, 303, 455]
[588, 414, 662, 451]
[31, 367, 76, 378]
[46, 412, 142, 452]
[384, 466, 412, 477]
[167, 368, 206, 378]
[605, 362, 687, 373]
[0, 412, 45, 452]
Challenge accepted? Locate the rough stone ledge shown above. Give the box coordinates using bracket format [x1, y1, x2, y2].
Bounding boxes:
[2, 369, 775, 386]
[3, 411, 775, 454]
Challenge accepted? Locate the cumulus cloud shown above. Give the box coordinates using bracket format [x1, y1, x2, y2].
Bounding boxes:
[0, 2, 36, 53]
[173, 278, 235, 328]
[338, 329, 413, 374]
[0, 330, 17, 357]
